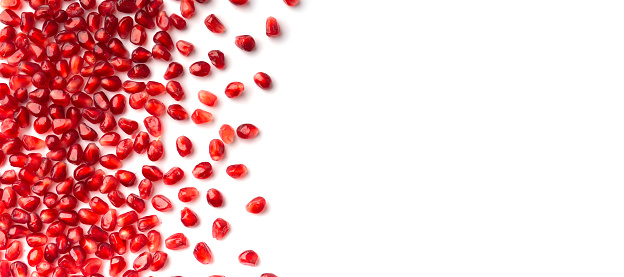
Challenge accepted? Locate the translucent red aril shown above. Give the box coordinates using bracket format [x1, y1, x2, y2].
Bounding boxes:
[225, 82, 244, 98]
[176, 136, 192, 157]
[129, 91, 148, 109]
[127, 64, 150, 78]
[204, 14, 225, 33]
[192, 162, 213, 179]
[198, 90, 217, 106]
[208, 50, 225, 69]
[130, 25, 146, 45]
[138, 179, 153, 199]
[156, 11, 169, 31]
[126, 194, 146, 213]
[193, 242, 213, 264]
[143, 116, 162, 137]
[151, 195, 172, 212]
[119, 118, 138, 135]
[235, 35, 255, 52]
[246, 196, 267, 214]
[101, 209, 117, 231]
[163, 62, 183, 80]
[212, 218, 229, 240]
[191, 109, 212, 124]
[147, 230, 161, 252]
[189, 61, 210, 76]
[219, 124, 235, 144]
[129, 233, 147, 253]
[142, 165, 163, 181]
[209, 139, 225, 161]
[163, 167, 184, 185]
[180, 207, 198, 227]
[147, 140, 164, 161]
[254, 72, 272, 89]
[109, 256, 126, 277]
[237, 123, 260, 139]
[133, 251, 152, 271]
[178, 187, 199, 203]
[167, 104, 188, 120]
[146, 81, 165, 95]
[226, 164, 248, 179]
[144, 99, 166, 116]
[239, 250, 259, 266]
[165, 233, 188, 250]
[175, 40, 193, 56]
[266, 17, 280, 37]
[116, 139, 133, 160]
[206, 188, 224, 207]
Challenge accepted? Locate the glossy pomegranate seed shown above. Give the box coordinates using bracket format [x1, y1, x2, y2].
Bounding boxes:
[129, 91, 148, 109]
[133, 251, 152, 271]
[10, 261, 27, 277]
[135, 10, 154, 29]
[208, 50, 225, 69]
[5, 240, 21, 260]
[207, 139, 225, 161]
[175, 40, 193, 56]
[142, 165, 163, 181]
[197, 91, 217, 107]
[151, 195, 172, 212]
[117, 211, 138, 228]
[110, 94, 126, 114]
[116, 139, 133, 160]
[266, 17, 280, 37]
[212, 218, 229, 240]
[193, 242, 213, 264]
[150, 251, 167, 271]
[119, 118, 138, 135]
[254, 72, 272, 89]
[163, 62, 183, 80]
[235, 35, 255, 52]
[226, 164, 248, 179]
[78, 208, 99, 225]
[169, 13, 186, 29]
[156, 11, 169, 30]
[147, 230, 161, 252]
[176, 136, 192, 157]
[284, 0, 299, 6]
[189, 61, 211, 76]
[109, 232, 126, 255]
[99, 132, 121, 146]
[146, 81, 165, 96]
[246, 197, 267, 214]
[225, 82, 244, 98]
[165, 233, 188, 250]
[180, 207, 198, 227]
[99, 154, 122, 169]
[137, 215, 159, 232]
[138, 179, 153, 199]
[178, 187, 199, 203]
[180, 0, 194, 18]
[143, 116, 162, 137]
[204, 14, 225, 33]
[127, 64, 151, 79]
[81, 258, 102, 275]
[144, 99, 165, 117]
[152, 45, 171, 62]
[237, 123, 260, 139]
[239, 250, 259, 266]
[133, 132, 149, 154]
[166, 104, 188, 120]
[147, 140, 164, 161]
[192, 162, 213, 179]
[189, 109, 212, 124]
[219, 124, 236, 144]
[109, 256, 126, 277]
[206, 188, 224, 207]
[126, 194, 145, 213]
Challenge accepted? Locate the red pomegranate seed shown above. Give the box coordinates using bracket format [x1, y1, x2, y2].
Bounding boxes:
[254, 72, 272, 89]
[99, 132, 121, 146]
[266, 17, 280, 37]
[163, 62, 183, 80]
[167, 104, 188, 120]
[284, 0, 299, 6]
[118, 118, 138, 135]
[130, 25, 146, 45]
[146, 81, 166, 96]
[100, 154, 122, 169]
[129, 233, 147, 253]
[235, 35, 255, 52]
[110, 94, 126, 114]
[206, 188, 224, 207]
[226, 164, 248, 179]
[5, 240, 21, 260]
[191, 109, 212, 124]
[237, 123, 259, 139]
[133, 251, 152, 271]
[165, 233, 188, 250]
[156, 11, 169, 31]
[143, 116, 162, 137]
[126, 194, 145, 213]
[117, 211, 138, 228]
[219, 124, 235, 144]
[176, 136, 192, 157]
[163, 167, 184, 185]
[147, 230, 161, 252]
[116, 139, 133, 160]
[238, 250, 259, 266]
[144, 99, 166, 116]
[147, 140, 164, 161]
[209, 139, 225, 161]
[262, 274, 278, 277]
[208, 50, 225, 69]
[175, 40, 194, 56]
[180, 207, 198, 227]
[193, 242, 213, 264]
[204, 14, 225, 33]
[212, 218, 229, 240]
[138, 179, 153, 199]
[225, 82, 244, 98]
[178, 187, 199, 202]
[246, 197, 267, 214]
[129, 91, 149, 109]
[180, 0, 194, 18]
[142, 165, 163, 181]
[109, 232, 126, 255]
[192, 162, 213, 179]
[198, 90, 217, 106]
[150, 251, 167, 271]
[109, 256, 126, 277]
[127, 64, 150, 78]
[229, 0, 247, 4]
[189, 61, 210, 76]
[151, 195, 172, 212]
[101, 209, 116, 232]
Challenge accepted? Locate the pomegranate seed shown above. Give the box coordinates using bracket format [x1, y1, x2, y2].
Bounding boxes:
[5, 240, 21, 260]
[266, 17, 280, 37]
[146, 81, 165, 96]
[180, 0, 194, 18]
[142, 165, 163, 181]
[254, 72, 272, 89]
[109, 232, 126, 255]
[130, 25, 146, 45]
[262, 274, 278, 277]
[119, 118, 138, 135]
[180, 207, 198, 227]
[151, 195, 172, 212]
[165, 233, 188, 250]
[219, 124, 236, 144]
[150, 251, 167, 271]
[109, 256, 126, 277]
[208, 139, 226, 161]
[116, 139, 133, 160]
[167, 104, 188, 120]
[204, 14, 225, 33]
[100, 132, 121, 146]
[284, 0, 299, 6]
[212, 218, 229, 240]
[147, 230, 161, 252]
[198, 90, 217, 106]
[147, 140, 164, 161]
[237, 123, 260, 139]
[224, 82, 244, 98]
[143, 116, 162, 137]
[129, 91, 149, 109]
[239, 250, 259, 266]
[189, 61, 211, 76]
[163, 167, 184, 185]
[100, 154, 122, 169]
[138, 179, 153, 199]
[191, 109, 212, 124]
[127, 64, 150, 78]
[163, 62, 183, 80]
[133, 251, 152, 271]
[246, 197, 267, 214]
[206, 188, 224, 207]
[193, 242, 213, 264]
[208, 50, 225, 69]
[144, 99, 166, 116]
[178, 187, 199, 202]
[126, 194, 146, 213]
[156, 11, 169, 31]
[192, 162, 213, 179]
[176, 136, 192, 157]
[226, 164, 248, 179]
[175, 40, 194, 56]
[235, 35, 255, 52]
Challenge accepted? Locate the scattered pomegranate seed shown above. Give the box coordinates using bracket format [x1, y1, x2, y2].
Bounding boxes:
[212, 218, 229, 240]
[206, 188, 224, 207]
[165, 233, 188, 250]
[175, 136, 193, 157]
[208, 50, 225, 69]
[254, 72, 273, 89]
[204, 14, 225, 33]
[246, 197, 267, 214]
[191, 109, 213, 124]
[209, 139, 225, 161]
[192, 162, 213, 179]
[178, 187, 199, 203]
[163, 62, 183, 80]
[198, 90, 217, 106]
[193, 242, 213, 264]
[180, 207, 198, 227]
[266, 17, 280, 37]
[284, 0, 299, 6]
[163, 166, 184, 185]
[151, 195, 173, 212]
[235, 35, 255, 52]
[175, 40, 194, 56]
[239, 250, 259, 266]
[225, 82, 244, 98]
[229, 0, 248, 5]
[190, 61, 211, 76]
[226, 164, 248, 178]
[237, 123, 260, 139]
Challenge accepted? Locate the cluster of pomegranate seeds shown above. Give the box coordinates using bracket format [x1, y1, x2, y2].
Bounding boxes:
[0, 0, 295, 274]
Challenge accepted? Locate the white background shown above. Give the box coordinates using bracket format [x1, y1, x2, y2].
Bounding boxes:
[5, 0, 624, 276]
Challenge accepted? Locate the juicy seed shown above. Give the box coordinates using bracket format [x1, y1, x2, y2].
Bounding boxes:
[193, 242, 213, 264]
[219, 124, 236, 144]
[234, 35, 255, 52]
[237, 123, 260, 139]
[226, 164, 248, 179]
[225, 82, 244, 98]
[266, 17, 280, 37]
[246, 196, 267, 214]
[254, 72, 272, 89]
[212, 218, 229, 240]
[204, 14, 225, 33]
[238, 250, 259, 266]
